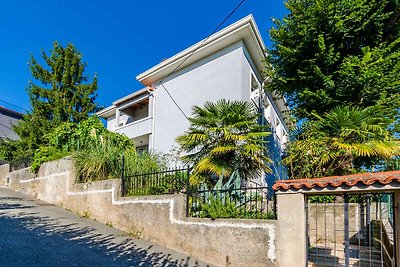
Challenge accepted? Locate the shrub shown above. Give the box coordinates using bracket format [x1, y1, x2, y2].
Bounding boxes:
[74, 136, 125, 182]
[74, 131, 163, 183]
[123, 151, 163, 176]
[46, 116, 132, 152]
[127, 171, 187, 196]
[31, 146, 69, 173]
[197, 196, 239, 219]
[188, 171, 275, 219]
[194, 195, 274, 219]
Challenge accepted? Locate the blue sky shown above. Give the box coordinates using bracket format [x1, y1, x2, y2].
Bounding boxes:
[0, 0, 287, 113]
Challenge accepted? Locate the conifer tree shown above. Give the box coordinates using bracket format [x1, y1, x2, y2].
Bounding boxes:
[266, 0, 400, 177]
[14, 42, 99, 151]
[266, 0, 400, 123]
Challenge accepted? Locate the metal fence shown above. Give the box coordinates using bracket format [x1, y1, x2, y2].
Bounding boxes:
[121, 166, 190, 197]
[0, 157, 31, 171]
[306, 193, 395, 267]
[187, 184, 276, 219]
[121, 163, 276, 220]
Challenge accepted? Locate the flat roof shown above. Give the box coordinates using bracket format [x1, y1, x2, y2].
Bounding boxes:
[0, 106, 24, 119]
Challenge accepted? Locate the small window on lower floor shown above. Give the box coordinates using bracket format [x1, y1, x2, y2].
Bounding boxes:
[136, 145, 149, 154]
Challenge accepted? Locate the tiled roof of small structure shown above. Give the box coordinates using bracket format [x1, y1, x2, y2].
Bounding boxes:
[272, 171, 400, 191]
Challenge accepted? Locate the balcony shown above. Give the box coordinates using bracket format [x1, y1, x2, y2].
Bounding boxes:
[112, 94, 153, 139]
[114, 116, 153, 139]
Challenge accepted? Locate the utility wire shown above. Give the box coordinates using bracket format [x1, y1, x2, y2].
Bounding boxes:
[160, 0, 246, 83]
[160, 83, 189, 120]
[0, 99, 28, 113]
[0, 122, 13, 131]
[158, 0, 247, 120]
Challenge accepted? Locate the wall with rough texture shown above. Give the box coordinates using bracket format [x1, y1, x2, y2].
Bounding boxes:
[307, 202, 391, 245]
[276, 193, 306, 267]
[0, 158, 279, 267]
[0, 164, 9, 182]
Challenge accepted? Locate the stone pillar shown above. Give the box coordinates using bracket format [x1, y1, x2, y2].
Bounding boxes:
[276, 192, 306, 267]
[0, 164, 10, 185]
[395, 191, 400, 266]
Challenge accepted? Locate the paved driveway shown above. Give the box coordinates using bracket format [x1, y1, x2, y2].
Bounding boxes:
[0, 187, 212, 267]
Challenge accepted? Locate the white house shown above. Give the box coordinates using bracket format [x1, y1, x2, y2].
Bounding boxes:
[0, 106, 23, 140]
[97, 15, 289, 184]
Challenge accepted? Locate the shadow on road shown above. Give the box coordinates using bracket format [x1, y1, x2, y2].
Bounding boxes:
[0, 197, 207, 267]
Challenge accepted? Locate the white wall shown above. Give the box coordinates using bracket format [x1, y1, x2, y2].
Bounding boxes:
[114, 117, 152, 140]
[151, 41, 252, 154]
[107, 97, 153, 138]
[236, 44, 288, 150]
[0, 113, 20, 140]
[104, 40, 288, 157]
[106, 115, 116, 130]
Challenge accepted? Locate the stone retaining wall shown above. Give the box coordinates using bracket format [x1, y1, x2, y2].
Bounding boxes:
[0, 158, 279, 267]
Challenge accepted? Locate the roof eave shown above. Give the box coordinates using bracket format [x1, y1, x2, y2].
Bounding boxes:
[96, 105, 115, 118]
[112, 87, 150, 106]
[136, 14, 267, 86]
[0, 106, 24, 119]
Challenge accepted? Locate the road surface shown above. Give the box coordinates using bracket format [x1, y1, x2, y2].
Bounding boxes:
[0, 187, 212, 267]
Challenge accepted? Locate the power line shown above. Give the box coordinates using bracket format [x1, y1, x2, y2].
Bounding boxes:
[160, 83, 189, 120]
[161, 0, 247, 82]
[0, 122, 13, 131]
[159, 0, 247, 119]
[0, 99, 28, 113]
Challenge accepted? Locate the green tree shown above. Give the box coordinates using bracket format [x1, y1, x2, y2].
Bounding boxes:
[176, 99, 271, 185]
[266, 0, 400, 122]
[284, 106, 400, 178]
[14, 42, 99, 152]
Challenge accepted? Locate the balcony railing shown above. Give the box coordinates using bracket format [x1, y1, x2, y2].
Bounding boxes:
[114, 116, 152, 139]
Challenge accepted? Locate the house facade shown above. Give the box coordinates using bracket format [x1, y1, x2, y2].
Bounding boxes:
[0, 106, 23, 140]
[97, 15, 289, 185]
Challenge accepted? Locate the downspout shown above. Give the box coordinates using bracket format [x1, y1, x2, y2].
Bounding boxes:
[260, 79, 267, 187]
[147, 86, 156, 151]
[260, 80, 266, 126]
[261, 78, 278, 193]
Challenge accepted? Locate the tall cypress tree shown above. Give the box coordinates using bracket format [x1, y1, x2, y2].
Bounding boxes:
[14, 42, 99, 151]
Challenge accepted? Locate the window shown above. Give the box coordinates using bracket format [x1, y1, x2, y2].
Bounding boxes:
[136, 145, 149, 154]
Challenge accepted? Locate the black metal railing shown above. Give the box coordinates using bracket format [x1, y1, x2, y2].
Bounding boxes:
[0, 157, 31, 171]
[187, 185, 276, 219]
[120, 161, 276, 220]
[121, 165, 190, 197]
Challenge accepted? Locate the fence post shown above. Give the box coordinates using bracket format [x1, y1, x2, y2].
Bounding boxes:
[344, 194, 350, 266]
[121, 155, 125, 197]
[186, 165, 190, 217]
[273, 191, 277, 219]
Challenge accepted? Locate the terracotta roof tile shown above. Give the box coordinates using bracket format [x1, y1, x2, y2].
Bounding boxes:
[272, 170, 400, 191]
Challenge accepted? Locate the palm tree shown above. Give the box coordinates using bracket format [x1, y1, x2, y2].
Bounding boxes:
[176, 99, 271, 185]
[284, 106, 400, 178]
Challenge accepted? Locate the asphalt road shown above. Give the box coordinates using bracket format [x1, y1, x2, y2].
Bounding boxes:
[0, 187, 212, 267]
